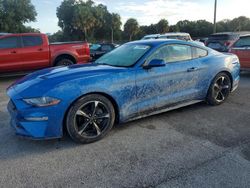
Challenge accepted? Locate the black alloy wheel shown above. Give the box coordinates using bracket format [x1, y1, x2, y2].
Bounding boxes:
[66, 94, 115, 143]
[207, 73, 232, 105]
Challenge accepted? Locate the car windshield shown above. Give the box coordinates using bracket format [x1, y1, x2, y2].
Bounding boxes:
[234, 36, 250, 47]
[90, 44, 101, 50]
[95, 44, 151, 67]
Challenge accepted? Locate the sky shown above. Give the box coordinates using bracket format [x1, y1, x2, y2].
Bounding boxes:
[29, 0, 250, 34]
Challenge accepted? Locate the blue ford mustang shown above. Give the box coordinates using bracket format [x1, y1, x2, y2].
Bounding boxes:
[7, 40, 240, 143]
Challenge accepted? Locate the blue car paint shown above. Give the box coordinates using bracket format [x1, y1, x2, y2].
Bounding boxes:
[6, 40, 240, 139]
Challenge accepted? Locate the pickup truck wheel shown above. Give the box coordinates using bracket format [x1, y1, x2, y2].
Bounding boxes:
[55, 59, 74, 66]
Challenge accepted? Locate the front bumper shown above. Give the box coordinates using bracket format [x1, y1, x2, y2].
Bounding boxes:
[7, 98, 64, 140]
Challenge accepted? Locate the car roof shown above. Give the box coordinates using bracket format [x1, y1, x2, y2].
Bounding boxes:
[143, 34, 160, 37]
[211, 31, 250, 36]
[239, 34, 250, 38]
[0, 33, 11, 35]
[160, 32, 190, 36]
[0, 33, 43, 38]
[128, 39, 204, 48]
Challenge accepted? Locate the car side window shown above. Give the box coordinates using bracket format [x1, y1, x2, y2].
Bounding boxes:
[192, 47, 208, 59]
[166, 44, 192, 62]
[147, 45, 169, 63]
[147, 44, 192, 64]
[0, 36, 20, 49]
[22, 36, 43, 47]
[234, 37, 250, 47]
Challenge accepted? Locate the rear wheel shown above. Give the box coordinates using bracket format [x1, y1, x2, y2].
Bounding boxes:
[55, 58, 74, 66]
[66, 94, 115, 144]
[207, 73, 232, 105]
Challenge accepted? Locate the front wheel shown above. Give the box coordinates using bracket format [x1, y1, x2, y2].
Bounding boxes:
[207, 73, 232, 105]
[66, 94, 115, 144]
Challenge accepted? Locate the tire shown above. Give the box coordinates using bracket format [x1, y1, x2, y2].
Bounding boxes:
[207, 72, 232, 106]
[55, 58, 74, 66]
[66, 94, 115, 144]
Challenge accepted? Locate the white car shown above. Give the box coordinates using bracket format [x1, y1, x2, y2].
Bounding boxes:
[142, 32, 205, 46]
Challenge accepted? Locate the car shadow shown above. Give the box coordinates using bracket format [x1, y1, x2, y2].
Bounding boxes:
[0, 103, 209, 161]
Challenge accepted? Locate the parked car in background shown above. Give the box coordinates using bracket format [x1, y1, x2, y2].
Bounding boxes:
[0, 33, 11, 37]
[157, 32, 192, 41]
[196, 38, 208, 44]
[0, 33, 90, 75]
[141, 34, 160, 40]
[90, 43, 116, 61]
[142, 32, 205, 46]
[7, 39, 240, 143]
[206, 32, 250, 52]
[229, 34, 250, 70]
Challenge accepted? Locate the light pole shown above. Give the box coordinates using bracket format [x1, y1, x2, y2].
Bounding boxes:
[213, 0, 217, 33]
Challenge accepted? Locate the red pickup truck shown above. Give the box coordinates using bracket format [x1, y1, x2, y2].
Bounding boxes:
[0, 33, 90, 74]
[229, 34, 250, 70]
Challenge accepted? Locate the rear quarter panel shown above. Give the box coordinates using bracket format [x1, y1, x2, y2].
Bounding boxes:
[50, 43, 90, 65]
[204, 51, 240, 92]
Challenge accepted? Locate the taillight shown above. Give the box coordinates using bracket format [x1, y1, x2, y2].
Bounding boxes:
[84, 43, 90, 55]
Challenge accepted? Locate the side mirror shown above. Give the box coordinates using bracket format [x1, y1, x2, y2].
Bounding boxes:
[143, 59, 165, 69]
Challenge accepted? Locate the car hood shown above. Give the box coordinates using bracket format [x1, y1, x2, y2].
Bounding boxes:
[7, 63, 127, 98]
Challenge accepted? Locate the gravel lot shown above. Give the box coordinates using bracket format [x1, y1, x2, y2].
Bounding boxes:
[0, 72, 250, 188]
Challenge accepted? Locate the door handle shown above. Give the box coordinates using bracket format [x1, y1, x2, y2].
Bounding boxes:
[38, 48, 43, 51]
[187, 67, 198, 72]
[10, 51, 17, 54]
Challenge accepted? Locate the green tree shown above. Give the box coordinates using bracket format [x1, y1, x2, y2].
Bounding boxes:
[156, 19, 169, 34]
[109, 13, 122, 43]
[216, 19, 231, 32]
[57, 0, 122, 42]
[230, 16, 250, 31]
[48, 30, 64, 42]
[0, 0, 37, 33]
[124, 18, 139, 41]
[194, 20, 213, 37]
[57, 0, 85, 41]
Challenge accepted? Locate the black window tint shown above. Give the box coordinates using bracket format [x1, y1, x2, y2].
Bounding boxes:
[22, 36, 42, 47]
[193, 47, 208, 58]
[234, 37, 250, 47]
[166, 44, 192, 62]
[101, 45, 113, 51]
[0, 37, 19, 49]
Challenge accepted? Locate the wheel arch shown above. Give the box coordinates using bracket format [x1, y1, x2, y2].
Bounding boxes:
[53, 54, 77, 66]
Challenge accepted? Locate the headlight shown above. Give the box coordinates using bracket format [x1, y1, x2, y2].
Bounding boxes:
[23, 97, 60, 107]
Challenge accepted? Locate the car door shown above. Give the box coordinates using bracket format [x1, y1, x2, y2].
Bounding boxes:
[231, 36, 250, 69]
[0, 36, 22, 73]
[135, 44, 204, 115]
[19, 35, 50, 70]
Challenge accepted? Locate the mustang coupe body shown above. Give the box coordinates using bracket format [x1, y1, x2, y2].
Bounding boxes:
[7, 40, 240, 143]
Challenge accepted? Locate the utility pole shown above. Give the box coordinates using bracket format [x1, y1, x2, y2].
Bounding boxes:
[213, 0, 217, 33]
